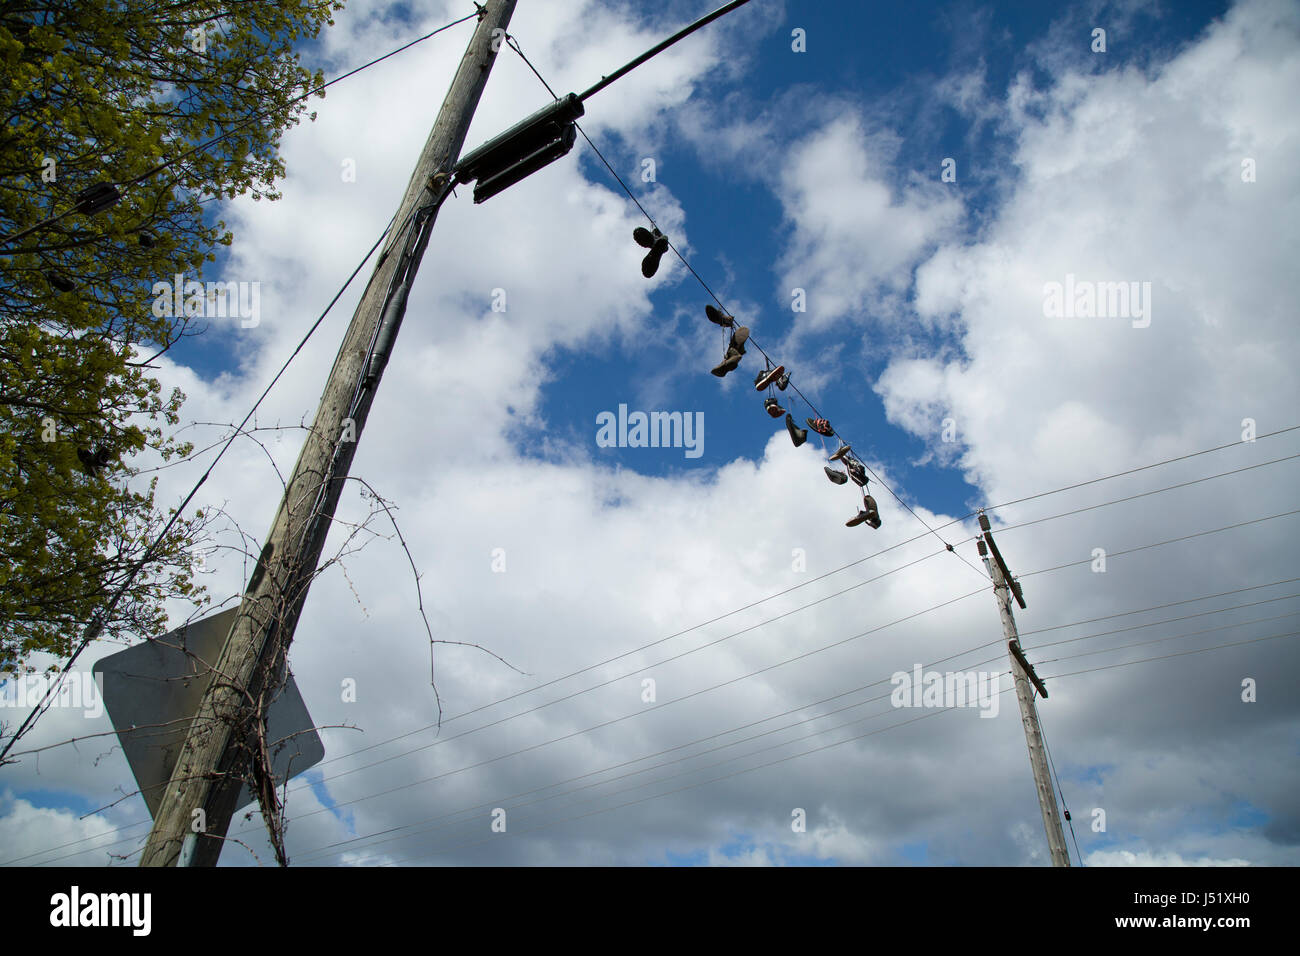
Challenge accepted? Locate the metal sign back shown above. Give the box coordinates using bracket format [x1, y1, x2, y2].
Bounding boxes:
[92, 608, 324, 819]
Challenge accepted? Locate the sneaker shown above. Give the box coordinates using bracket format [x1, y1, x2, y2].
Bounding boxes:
[711, 349, 743, 377]
[824, 466, 848, 484]
[829, 443, 853, 462]
[846, 509, 872, 527]
[764, 396, 785, 418]
[785, 413, 807, 447]
[863, 495, 881, 528]
[775, 371, 790, 391]
[806, 417, 834, 437]
[633, 226, 657, 247]
[846, 461, 867, 486]
[705, 304, 735, 328]
[754, 364, 785, 391]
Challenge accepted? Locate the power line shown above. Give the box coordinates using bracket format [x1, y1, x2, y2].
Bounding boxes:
[982, 426, 1300, 516]
[1027, 599, 1300, 654]
[988, 453, 1300, 536]
[383, 620, 1299, 866]
[1039, 625, 1300, 670]
[309, 524, 950, 771]
[16, 567, 1289, 864]
[249, 533, 1300, 853]
[19, 567, 1293, 866]
[137, 502, 1300, 847]
[23, 575, 990, 866]
[1017, 576, 1300, 637]
[294, 667, 1014, 862]
[12, 460, 1294, 862]
[1041, 630, 1300, 681]
[380, 692, 1011, 865]
[272, 436, 1300, 777]
[1018, 508, 1300, 578]
[234, 569, 986, 822]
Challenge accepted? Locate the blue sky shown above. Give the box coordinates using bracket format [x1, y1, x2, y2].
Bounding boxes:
[2, 0, 1298, 868]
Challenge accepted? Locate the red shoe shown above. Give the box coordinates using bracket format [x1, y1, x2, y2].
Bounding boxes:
[806, 417, 834, 437]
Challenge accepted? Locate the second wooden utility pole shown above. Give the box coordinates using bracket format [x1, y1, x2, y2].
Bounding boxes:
[141, 0, 520, 867]
[977, 512, 1071, 867]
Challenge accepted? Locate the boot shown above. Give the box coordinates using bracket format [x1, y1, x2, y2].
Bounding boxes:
[785, 413, 807, 447]
[706, 304, 735, 328]
[729, 326, 749, 354]
[711, 348, 743, 377]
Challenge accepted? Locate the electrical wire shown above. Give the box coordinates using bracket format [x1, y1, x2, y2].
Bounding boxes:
[10, 470, 1295, 863]
[292, 600, 1300, 862]
[383, 621, 1299, 866]
[18, 565, 1295, 866]
[238, 434, 1300, 780]
[1017, 509, 1300, 578]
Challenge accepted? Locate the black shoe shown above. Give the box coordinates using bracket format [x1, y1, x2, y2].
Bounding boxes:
[786, 413, 807, 447]
[775, 371, 790, 390]
[847, 461, 867, 486]
[643, 236, 669, 277]
[635, 227, 669, 277]
[824, 466, 848, 484]
[764, 396, 785, 418]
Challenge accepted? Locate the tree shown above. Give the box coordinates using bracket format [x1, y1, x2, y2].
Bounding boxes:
[0, 0, 343, 670]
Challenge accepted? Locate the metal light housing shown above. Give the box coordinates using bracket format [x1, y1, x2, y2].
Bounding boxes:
[454, 93, 584, 203]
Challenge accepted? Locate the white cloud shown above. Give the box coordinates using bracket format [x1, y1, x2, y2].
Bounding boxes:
[0, 791, 122, 866]
[1088, 849, 1252, 867]
[777, 115, 964, 332]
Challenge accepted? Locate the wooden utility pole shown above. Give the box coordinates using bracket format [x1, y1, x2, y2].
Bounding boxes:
[141, 0, 519, 867]
[976, 512, 1071, 867]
